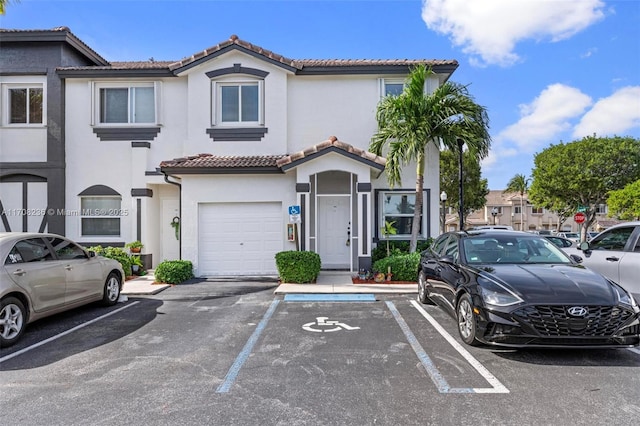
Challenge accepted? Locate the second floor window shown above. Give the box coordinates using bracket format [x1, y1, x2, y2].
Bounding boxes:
[8, 86, 43, 124]
[98, 84, 155, 124]
[212, 79, 263, 126]
[380, 78, 405, 98]
[531, 207, 544, 214]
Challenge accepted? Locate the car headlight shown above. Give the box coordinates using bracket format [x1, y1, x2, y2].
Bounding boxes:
[478, 277, 523, 307]
[613, 284, 637, 308]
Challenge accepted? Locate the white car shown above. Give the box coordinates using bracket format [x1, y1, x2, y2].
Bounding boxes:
[558, 232, 580, 242]
[564, 221, 640, 303]
[1, 232, 125, 347]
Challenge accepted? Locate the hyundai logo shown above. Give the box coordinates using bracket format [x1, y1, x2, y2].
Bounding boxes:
[567, 306, 588, 317]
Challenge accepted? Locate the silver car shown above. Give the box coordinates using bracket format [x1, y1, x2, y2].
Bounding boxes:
[0, 232, 125, 347]
[565, 221, 640, 303]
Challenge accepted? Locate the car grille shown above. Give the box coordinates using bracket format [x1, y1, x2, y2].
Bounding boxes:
[512, 305, 636, 337]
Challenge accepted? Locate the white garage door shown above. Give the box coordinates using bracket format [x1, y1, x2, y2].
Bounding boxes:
[198, 202, 283, 276]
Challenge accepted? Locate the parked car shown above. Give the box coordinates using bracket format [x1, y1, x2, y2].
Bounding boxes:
[558, 232, 580, 242]
[470, 225, 514, 231]
[564, 221, 640, 304]
[543, 235, 578, 249]
[417, 230, 639, 348]
[0, 232, 125, 347]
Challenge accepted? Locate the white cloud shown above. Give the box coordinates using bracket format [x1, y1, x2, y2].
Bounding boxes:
[496, 84, 592, 150]
[421, 0, 606, 66]
[573, 86, 640, 138]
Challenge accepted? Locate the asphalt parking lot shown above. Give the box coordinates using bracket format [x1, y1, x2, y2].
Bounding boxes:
[1, 280, 639, 426]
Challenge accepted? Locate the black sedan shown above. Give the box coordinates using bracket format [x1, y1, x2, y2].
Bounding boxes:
[417, 230, 640, 348]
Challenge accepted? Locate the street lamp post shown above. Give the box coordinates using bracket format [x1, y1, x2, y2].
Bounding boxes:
[440, 191, 447, 234]
[491, 207, 498, 225]
[457, 138, 465, 231]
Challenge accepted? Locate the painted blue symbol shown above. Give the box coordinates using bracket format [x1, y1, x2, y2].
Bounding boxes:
[288, 205, 300, 215]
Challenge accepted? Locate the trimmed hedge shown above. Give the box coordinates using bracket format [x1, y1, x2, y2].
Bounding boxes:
[275, 251, 321, 283]
[86, 245, 132, 276]
[155, 260, 194, 284]
[372, 252, 421, 282]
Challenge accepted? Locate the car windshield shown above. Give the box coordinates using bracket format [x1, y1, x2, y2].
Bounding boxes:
[462, 235, 572, 265]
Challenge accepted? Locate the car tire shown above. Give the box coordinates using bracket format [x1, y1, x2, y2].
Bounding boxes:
[417, 270, 436, 305]
[0, 297, 27, 348]
[102, 272, 122, 306]
[457, 294, 481, 346]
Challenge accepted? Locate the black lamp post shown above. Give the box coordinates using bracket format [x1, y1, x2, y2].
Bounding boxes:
[457, 138, 464, 231]
[440, 191, 447, 234]
[491, 207, 498, 225]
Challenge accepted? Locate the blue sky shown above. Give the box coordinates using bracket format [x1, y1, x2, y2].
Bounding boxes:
[2, 0, 639, 189]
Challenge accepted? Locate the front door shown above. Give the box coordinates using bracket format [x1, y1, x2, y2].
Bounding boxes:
[318, 196, 350, 270]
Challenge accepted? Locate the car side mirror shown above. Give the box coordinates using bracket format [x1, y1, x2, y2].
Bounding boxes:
[88, 250, 96, 258]
[579, 241, 590, 251]
[439, 255, 456, 264]
[569, 254, 583, 263]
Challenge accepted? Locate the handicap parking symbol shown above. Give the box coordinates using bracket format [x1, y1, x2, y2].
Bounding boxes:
[302, 316, 360, 333]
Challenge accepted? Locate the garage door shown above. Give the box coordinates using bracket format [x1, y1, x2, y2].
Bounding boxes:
[198, 202, 283, 276]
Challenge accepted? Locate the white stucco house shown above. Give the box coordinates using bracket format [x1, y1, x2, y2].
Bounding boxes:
[1, 28, 458, 277]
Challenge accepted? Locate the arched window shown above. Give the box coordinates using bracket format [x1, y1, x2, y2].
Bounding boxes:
[78, 185, 122, 236]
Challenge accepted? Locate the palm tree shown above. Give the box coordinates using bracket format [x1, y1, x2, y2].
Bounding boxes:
[0, 0, 17, 14]
[503, 174, 530, 231]
[370, 64, 491, 252]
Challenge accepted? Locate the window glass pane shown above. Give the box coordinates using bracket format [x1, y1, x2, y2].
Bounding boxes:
[82, 218, 120, 236]
[10, 238, 53, 263]
[383, 194, 415, 215]
[384, 216, 418, 235]
[100, 88, 128, 123]
[81, 197, 121, 213]
[241, 84, 259, 122]
[47, 237, 87, 260]
[591, 227, 633, 251]
[385, 83, 404, 96]
[9, 88, 27, 123]
[221, 86, 239, 122]
[29, 88, 43, 123]
[131, 87, 154, 123]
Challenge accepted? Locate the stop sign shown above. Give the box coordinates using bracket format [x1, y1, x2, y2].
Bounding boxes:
[574, 212, 586, 223]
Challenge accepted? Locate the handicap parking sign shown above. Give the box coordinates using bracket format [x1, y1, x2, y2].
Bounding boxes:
[288, 205, 300, 215]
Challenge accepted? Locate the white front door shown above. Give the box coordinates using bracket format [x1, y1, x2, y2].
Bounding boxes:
[318, 196, 350, 270]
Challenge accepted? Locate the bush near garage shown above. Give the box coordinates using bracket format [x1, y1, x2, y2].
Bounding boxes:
[154, 260, 194, 284]
[275, 251, 321, 283]
[372, 251, 421, 282]
[372, 239, 432, 264]
[86, 245, 132, 276]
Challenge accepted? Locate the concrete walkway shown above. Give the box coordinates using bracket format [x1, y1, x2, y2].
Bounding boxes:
[122, 270, 416, 295]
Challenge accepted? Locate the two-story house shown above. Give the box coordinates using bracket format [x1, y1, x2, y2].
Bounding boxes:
[1, 28, 459, 277]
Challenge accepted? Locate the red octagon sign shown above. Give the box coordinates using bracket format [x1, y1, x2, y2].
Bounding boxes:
[574, 212, 586, 224]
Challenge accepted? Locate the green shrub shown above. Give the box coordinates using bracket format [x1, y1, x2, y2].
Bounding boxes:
[275, 251, 321, 283]
[86, 245, 132, 276]
[372, 239, 432, 263]
[155, 260, 194, 284]
[372, 252, 421, 282]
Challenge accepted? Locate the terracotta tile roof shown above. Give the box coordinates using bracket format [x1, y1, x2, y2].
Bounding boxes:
[53, 34, 457, 74]
[276, 136, 386, 169]
[160, 136, 386, 173]
[160, 153, 284, 169]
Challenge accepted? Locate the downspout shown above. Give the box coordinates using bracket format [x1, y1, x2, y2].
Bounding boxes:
[163, 172, 182, 259]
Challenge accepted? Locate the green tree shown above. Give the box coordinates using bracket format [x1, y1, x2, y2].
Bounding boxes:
[370, 64, 491, 252]
[529, 135, 640, 240]
[607, 180, 640, 220]
[503, 174, 530, 231]
[440, 149, 489, 228]
[0, 0, 19, 14]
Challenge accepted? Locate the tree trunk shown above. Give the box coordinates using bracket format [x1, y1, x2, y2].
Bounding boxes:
[410, 173, 424, 253]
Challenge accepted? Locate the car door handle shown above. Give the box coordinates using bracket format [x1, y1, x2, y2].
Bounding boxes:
[13, 269, 26, 276]
[65, 265, 73, 271]
[605, 256, 619, 262]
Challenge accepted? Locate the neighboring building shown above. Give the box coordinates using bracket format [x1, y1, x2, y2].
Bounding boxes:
[444, 190, 616, 233]
[0, 27, 109, 236]
[1, 28, 459, 277]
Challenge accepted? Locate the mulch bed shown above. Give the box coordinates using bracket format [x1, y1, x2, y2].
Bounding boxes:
[352, 277, 415, 285]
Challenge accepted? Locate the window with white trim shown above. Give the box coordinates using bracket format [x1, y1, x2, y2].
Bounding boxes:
[2, 84, 44, 125]
[94, 82, 157, 125]
[379, 78, 405, 98]
[380, 191, 423, 237]
[212, 78, 263, 126]
[80, 196, 122, 236]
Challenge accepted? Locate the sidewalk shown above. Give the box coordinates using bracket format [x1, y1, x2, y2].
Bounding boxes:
[121, 270, 417, 295]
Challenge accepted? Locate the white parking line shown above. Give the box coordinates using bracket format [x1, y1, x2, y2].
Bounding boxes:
[629, 347, 640, 355]
[409, 300, 509, 394]
[0, 301, 139, 363]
